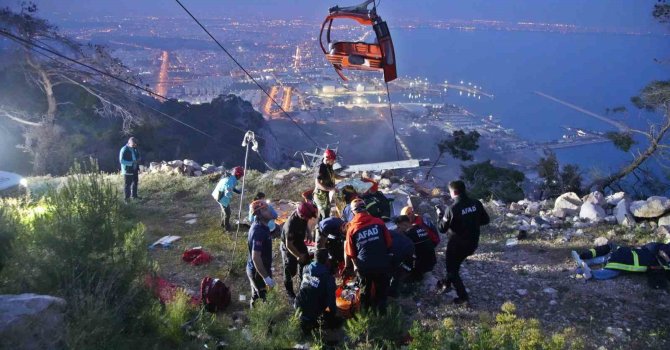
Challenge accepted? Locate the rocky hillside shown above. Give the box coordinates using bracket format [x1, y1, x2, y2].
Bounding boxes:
[4, 166, 670, 349]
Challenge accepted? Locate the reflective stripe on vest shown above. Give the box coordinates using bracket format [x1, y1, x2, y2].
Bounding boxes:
[605, 250, 648, 272]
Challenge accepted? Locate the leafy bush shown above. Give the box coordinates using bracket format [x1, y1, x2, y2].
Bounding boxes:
[0, 162, 157, 349]
[225, 290, 302, 349]
[461, 160, 526, 202]
[408, 302, 584, 350]
[345, 305, 407, 349]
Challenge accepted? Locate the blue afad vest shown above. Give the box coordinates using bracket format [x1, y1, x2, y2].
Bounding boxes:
[348, 214, 391, 273]
[295, 262, 336, 321]
[604, 243, 668, 272]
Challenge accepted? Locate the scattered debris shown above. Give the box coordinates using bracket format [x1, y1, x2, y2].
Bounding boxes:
[149, 235, 181, 249]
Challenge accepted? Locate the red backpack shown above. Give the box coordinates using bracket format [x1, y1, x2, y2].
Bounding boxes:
[200, 276, 231, 312]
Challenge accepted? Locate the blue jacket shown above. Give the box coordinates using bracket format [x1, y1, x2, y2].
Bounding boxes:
[295, 262, 336, 321]
[246, 222, 272, 274]
[119, 145, 140, 175]
[212, 175, 238, 207]
[390, 230, 414, 268]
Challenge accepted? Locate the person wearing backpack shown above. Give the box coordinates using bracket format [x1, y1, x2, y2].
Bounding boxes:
[212, 166, 244, 231]
[246, 200, 278, 307]
[294, 249, 339, 335]
[119, 137, 141, 202]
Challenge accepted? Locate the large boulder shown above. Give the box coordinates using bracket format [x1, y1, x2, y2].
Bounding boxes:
[658, 213, 670, 227]
[579, 202, 606, 221]
[657, 225, 670, 243]
[605, 192, 626, 206]
[629, 196, 670, 218]
[0, 294, 66, 350]
[525, 202, 541, 215]
[614, 199, 635, 226]
[168, 160, 184, 168]
[553, 192, 582, 216]
[183, 159, 201, 171]
[582, 191, 605, 207]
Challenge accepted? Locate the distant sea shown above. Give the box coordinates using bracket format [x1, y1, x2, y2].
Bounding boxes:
[393, 28, 670, 176]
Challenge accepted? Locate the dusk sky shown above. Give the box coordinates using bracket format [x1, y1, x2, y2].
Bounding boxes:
[0, 0, 665, 31]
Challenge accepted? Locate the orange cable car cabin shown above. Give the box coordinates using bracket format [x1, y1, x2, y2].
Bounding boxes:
[319, 0, 397, 82]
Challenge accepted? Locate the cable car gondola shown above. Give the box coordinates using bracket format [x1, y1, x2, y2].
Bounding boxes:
[319, 0, 397, 82]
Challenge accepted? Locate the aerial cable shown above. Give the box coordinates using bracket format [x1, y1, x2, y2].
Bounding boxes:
[385, 81, 401, 160]
[0, 28, 218, 139]
[173, 0, 321, 148]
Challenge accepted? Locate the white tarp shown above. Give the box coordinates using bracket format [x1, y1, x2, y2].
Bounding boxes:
[0, 171, 22, 191]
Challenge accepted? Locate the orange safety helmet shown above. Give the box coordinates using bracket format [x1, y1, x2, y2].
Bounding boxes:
[250, 200, 268, 214]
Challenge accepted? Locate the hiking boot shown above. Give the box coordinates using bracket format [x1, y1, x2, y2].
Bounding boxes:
[581, 262, 592, 280]
[436, 278, 452, 294]
[453, 297, 469, 305]
[571, 250, 583, 267]
[572, 250, 592, 279]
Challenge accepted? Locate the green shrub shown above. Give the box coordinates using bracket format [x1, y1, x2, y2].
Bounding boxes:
[0, 161, 157, 349]
[408, 302, 584, 350]
[345, 305, 407, 349]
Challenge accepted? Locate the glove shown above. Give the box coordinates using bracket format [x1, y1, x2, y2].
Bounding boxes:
[263, 276, 275, 288]
[435, 205, 444, 219]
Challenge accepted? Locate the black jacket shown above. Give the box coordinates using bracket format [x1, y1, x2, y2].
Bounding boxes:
[438, 195, 490, 246]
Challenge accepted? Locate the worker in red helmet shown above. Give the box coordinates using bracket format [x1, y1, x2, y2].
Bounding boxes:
[314, 149, 344, 221]
[281, 201, 318, 300]
[211, 166, 245, 232]
[344, 198, 393, 312]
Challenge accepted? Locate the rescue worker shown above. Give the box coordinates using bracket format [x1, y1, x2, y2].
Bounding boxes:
[318, 216, 346, 274]
[344, 198, 393, 312]
[212, 166, 244, 231]
[314, 149, 344, 221]
[119, 137, 141, 201]
[395, 211, 436, 281]
[281, 201, 318, 299]
[294, 248, 339, 335]
[389, 215, 415, 297]
[246, 200, 278, 307]
[340, 185, 358, 223]
[572, 242, 670, 281]
[437, 180, 490, 304]
[401, 206, 440, 247]
[248, 192, 278, 235]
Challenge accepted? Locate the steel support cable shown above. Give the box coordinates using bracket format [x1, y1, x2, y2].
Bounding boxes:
[4, 29, 292, 161]
[224, 131, 253, 280]
[0, 28, 218, 138]
[385, 81, 401, 160]
[173, 0, 321, 148]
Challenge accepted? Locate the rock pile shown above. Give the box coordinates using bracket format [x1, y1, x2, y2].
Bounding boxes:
[144, 159, 224, 177]
[486, 190, 670, 243]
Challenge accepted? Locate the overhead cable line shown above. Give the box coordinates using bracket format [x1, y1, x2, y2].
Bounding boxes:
[385, 81, 401, 160]
[0, 28, 218, 138]
[173, 0, 321, 148]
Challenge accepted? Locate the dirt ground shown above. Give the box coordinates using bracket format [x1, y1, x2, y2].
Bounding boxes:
[129, 173, 670, 349]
